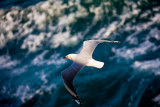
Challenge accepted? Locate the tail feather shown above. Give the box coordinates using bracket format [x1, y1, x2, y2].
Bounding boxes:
[87, 59, 104, 68]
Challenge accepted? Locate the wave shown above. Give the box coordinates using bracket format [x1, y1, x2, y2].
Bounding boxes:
[0, 0, 160, 106]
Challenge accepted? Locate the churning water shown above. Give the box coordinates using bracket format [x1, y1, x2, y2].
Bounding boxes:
[0, 0, 160, 107]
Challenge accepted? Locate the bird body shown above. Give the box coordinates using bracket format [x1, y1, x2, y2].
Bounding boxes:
[61, 40, 120, 105]
[66, 53, 103, 68]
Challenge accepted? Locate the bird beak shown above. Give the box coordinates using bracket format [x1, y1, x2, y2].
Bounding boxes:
[63, 56, 66, 59]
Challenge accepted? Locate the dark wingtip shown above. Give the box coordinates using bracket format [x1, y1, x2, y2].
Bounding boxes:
[117, 41, 121, 43]
[113, 41, 121, 43]
[75, 98, 82, 105]
[74, 95, 82, 105]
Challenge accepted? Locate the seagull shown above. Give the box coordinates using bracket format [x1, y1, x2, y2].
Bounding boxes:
[61, 40, 120, 105]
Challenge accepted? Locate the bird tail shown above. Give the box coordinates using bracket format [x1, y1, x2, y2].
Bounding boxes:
[94, 61, 104, 68]
[87, 59, 104, 68]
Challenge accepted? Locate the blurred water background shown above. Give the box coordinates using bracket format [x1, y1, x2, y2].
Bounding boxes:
[0, 0, 160, 107]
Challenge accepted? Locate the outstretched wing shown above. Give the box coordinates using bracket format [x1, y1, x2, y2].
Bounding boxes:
[79, 40, 120, 58]
[61, 62, 84, 105]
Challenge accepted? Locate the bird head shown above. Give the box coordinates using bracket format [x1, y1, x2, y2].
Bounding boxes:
[63, 54, 77, 61]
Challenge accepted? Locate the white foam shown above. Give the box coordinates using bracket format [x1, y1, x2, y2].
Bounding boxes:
[156, 72, 160, 76]
[6, 12, 13, 22]
[122, 8, 160, 34]
[76, 4, 88, 18]
[13, 83, 57, 103]
[92, 28, 106, 39]
[132, 59, 160, 71]
[20, 0, 84, 51]
[92, 18, 125, 39]
[50, 31, 79, 48]
[33, 12, 46, 30]
[0, 55, 19, 69]
[7, 31, 14, 40]
[112, 40, 154, 60]
[153, 6, 160, 11]
[14, 85, 32, 103]
[1, 86, 7, 94]
[21, 33, 45, 52]
[32, 50, 48, 65]
[40, 1, 50, 9]
[58, 2, 88, 26]
[41, 73, 48, 84]
[112, 26, 160, 60]
[0, 33, 6, 48]
[126, 33, 138, 45]
[0, 0, 114, 50]
[58, 14, 76, 26]
[120, 1, 140, 20]
[103, 20, 125, 38]
[32, 50, 66, 67]
[103, 22, 118, 38]
[0, 31, 15, 49]
[0, 0, 159, 53]
[89, 1, 111, 21]
[12, 65, 28, 75]
[140, 10, 150, 18]
[153, 94, 160, 105]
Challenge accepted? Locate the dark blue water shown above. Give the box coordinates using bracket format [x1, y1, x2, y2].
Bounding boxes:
[0, 0, 160, 107]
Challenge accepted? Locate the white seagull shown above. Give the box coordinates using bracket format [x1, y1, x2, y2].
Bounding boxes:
[61, 40, 120, 105]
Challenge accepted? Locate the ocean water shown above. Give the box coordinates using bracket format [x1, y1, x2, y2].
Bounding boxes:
[0, 0, 160, 107]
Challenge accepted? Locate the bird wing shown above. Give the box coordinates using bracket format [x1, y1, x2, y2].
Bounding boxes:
[79, 40, 120, 58]
[61, 62, 84, 105]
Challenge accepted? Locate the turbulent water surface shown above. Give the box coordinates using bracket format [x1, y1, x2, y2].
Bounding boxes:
[0, 0, 160, 107]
